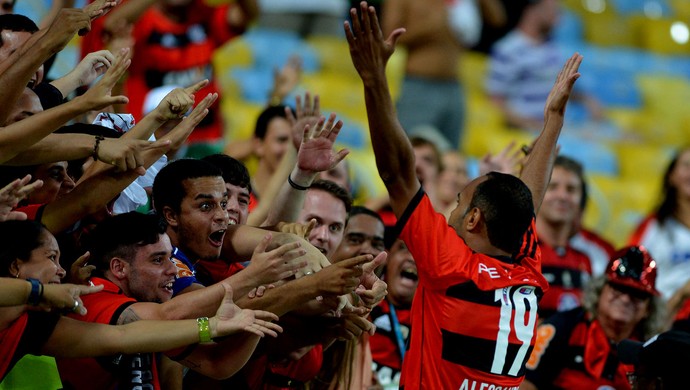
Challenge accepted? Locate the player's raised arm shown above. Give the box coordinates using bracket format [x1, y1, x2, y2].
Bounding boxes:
[345, 2, 417, 217]
[519, 53, 582, 213]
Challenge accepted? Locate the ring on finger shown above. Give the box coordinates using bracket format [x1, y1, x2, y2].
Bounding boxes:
[72, 300, 80, 312]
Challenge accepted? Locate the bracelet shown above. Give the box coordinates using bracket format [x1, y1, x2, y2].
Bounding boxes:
[92, 135, 105, 160]
[287, 174, 310, 191]
[26, 278, 43, 306]
[197, 317, 211, 343]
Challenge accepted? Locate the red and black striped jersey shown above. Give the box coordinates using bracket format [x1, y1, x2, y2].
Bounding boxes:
[57, 278, 161, 390]
[397, 190, 548, 389]
[537, 240, 592, 319]
[525, 308, 633, 389]
[125, 0, 241, 143]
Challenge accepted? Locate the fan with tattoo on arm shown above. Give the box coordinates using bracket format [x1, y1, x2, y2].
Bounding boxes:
[0, 218, 281, 383]
[54, 211, 284, 389]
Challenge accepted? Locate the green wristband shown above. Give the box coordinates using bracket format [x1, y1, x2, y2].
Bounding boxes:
[197, 317, 211, 343]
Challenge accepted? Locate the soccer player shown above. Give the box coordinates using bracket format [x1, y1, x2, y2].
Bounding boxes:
[345, 2, 581, 388]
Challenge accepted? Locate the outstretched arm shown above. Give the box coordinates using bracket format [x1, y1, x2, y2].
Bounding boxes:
[345, 2, 416, 217]
[247, 92, 321, 227]
[0, 278, 102, 312]
[0, 48, 130, 165]
[37, 93, 216, 234]
[263, 111, 349, 226]
[41, 284, 280, 363]
[519, 53, 582, 213]
[0, 8, 91, 125]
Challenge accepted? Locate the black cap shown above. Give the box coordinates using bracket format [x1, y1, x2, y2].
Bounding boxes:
[618, 330, 690, 387]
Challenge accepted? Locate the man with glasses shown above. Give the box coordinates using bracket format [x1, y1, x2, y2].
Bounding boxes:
[522, 246, 667, 390]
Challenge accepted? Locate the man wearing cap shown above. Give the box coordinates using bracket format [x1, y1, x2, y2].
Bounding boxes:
[521, 246, 667, 390]
[619, 329, 690, 389]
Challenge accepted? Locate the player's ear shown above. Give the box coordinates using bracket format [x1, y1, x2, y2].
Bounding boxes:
[464, 207, 482, 231]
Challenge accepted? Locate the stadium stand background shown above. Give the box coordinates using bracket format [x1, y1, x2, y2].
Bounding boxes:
[17, 0, 690, 247]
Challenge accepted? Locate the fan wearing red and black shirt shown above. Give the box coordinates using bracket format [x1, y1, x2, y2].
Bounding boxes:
[55, 211, 282, 389]
[536, 156, 594, 319]
[85, 0, 259, 155]
[522, 246, 666, 390]
[345, 3, 582, 388]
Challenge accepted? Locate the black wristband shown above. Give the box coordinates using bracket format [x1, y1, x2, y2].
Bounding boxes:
[26, 278, 43, 306]
[92, 135, 105, 160]
[287, 174, 310, 191]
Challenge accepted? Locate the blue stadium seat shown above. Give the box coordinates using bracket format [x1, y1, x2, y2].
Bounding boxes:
[557, 135, 619, 176]
[242, 28, 319, 73]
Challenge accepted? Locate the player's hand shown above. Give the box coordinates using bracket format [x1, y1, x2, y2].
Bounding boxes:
[345, 2, 405, 84]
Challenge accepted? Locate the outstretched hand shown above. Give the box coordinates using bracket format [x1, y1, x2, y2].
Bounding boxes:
[96, 137, 171, 173]
[160, 92, 219, 149]
[155, 80, 209, 121]
[0, 175, 43, 222]
[344, 1, 405, 83]
[42, 283, 104, 316]
[276, 219, 316, 239]
[70, 49, 115, 89]
[83, 0, 120, 21]
[68, 252, 96, 286]
[312, 254, 372, 296]
[211, 283, 283, 338]
[244, 233, 307, 286]
[544, 53, 582, 119]
[286, 92, 321, 149]
[78, 48, 131, 112]
[355, 252, 388, 309]
[271, 55, 302, 104]
[479, 141, 526, 177]
[296, 113, 350, 174]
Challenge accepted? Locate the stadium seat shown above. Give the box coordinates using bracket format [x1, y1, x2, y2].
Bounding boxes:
[614, 142, 674, 180]
[582, 12, 636, 47]
[636, 17, 690, 55]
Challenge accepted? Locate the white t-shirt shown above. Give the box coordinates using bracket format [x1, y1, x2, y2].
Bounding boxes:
[632, 216, 690, 299]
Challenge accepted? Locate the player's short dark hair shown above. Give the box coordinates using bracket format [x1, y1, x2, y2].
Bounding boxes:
[254, 105, 293, 140]
[84, 212, 167, 275]
[201, 153, 252, 194]
[469, 172, 534, 254]
[347, 206, 383, 226]
[0, 220, 47, 277]
[152, 158, 223, 215]
[310, 179, 353, 213]
[554, 155, 588, 210]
